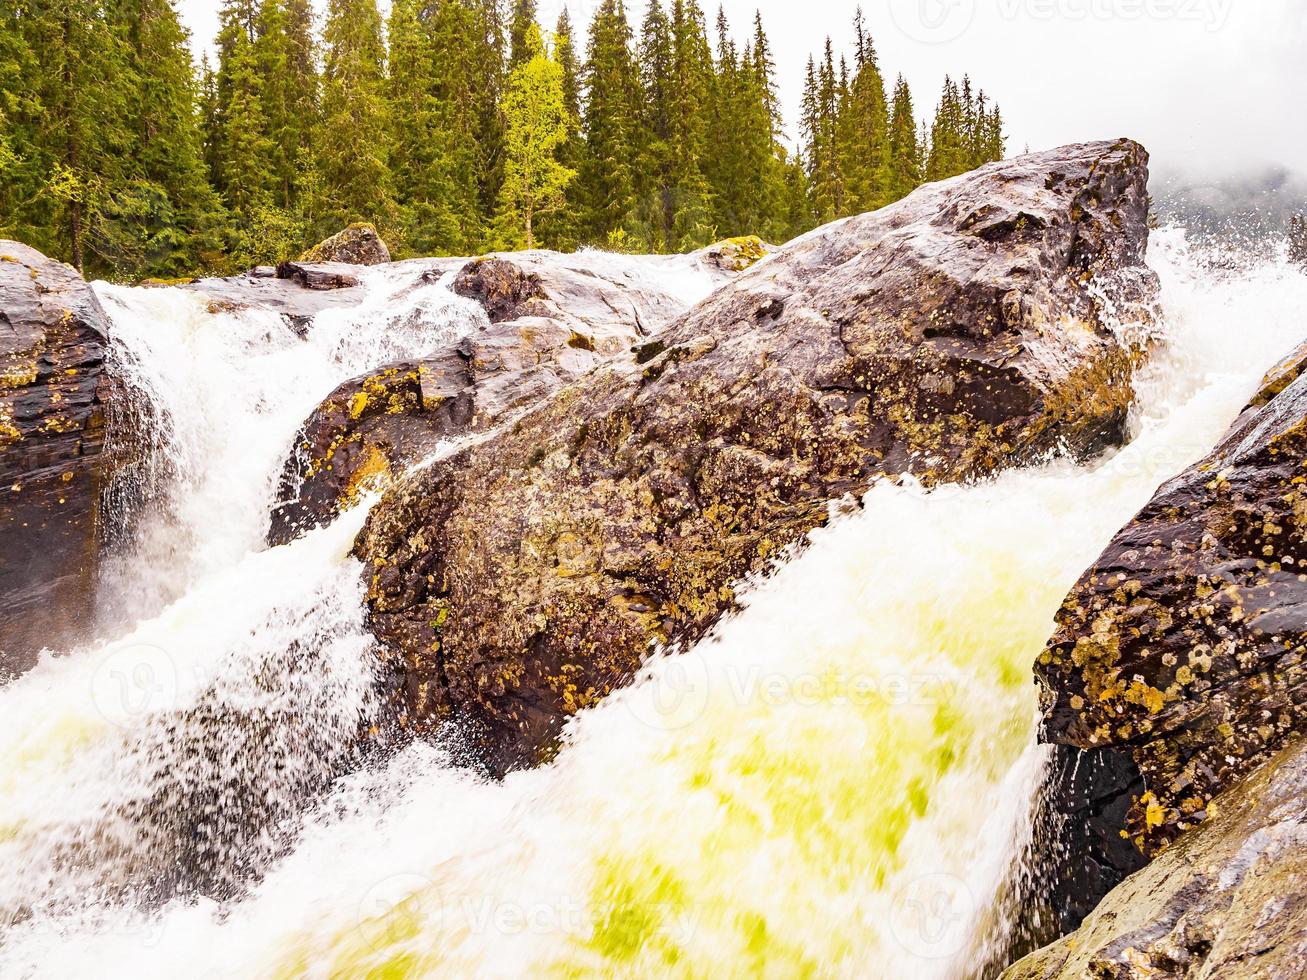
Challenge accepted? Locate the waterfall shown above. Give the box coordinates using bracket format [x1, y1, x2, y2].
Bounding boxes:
[0, 234, 1304, 978]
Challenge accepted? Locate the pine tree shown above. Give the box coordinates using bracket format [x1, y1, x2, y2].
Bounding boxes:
[106, 0, 226, 275]
[254, 0, 319, 213]
[387, 0, 457, 254]
[665, 0, 715, 248]
[496, 24, 574, 249]
[536, 6, 584, 250]
[836, 11, 889, 211]
[878, 74, 922, 204]
[577, 0, 641, 244]
[7, 0, 136, 271]
[627, 0, 674, 250]
[507, 0, 537, 69]
[318, 0, 394, 229]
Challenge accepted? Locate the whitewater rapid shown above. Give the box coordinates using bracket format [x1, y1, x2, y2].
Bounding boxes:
[0, 234, 1304, 978]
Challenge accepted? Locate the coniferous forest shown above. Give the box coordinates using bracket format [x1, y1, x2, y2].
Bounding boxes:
[0, 0, 1005, 279]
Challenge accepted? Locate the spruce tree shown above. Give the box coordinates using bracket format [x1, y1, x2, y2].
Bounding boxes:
[254, 0, 319, 214]
[879, 74, 922, 204]
[578, 0, 641, 244]
[318, 0, 395, 230]
[536, 7, 584, 250]
[106, 0, 226, 275]
[665, 0, 715, 248]
[507, 0, 537, 70]
[496, 24, 574, 249]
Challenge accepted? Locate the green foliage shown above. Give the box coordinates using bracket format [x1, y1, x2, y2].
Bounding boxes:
[0, 0, 1009, 275]
[494, 24, 574, 250]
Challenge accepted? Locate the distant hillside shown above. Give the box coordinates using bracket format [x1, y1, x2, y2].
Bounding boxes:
[1153, 166, 1307, 251]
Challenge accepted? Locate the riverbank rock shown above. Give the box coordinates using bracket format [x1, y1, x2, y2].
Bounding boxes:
[355, 139, 1161, 773]
[299, 223, 391, 266]
[1004, 736, 1307, 980]
[185, 265, 366, 331]
[269, 250, 736, 545]
[1036, 339, 1307, 855]
[0, 243, 112, 675]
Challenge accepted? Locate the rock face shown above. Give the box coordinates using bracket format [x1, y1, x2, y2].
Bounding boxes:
[269, 250, 734, 544]
[1004, 736, 1307, 980]
[1036, 342, 1307, 854]
[354, 139, 1160, 772]
[0, 242, 112, 675]
[299, 222, 391, 266]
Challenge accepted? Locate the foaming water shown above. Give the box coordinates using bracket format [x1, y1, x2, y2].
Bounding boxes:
[1, 234, 1304, 977]
[94, 267, 486, 629]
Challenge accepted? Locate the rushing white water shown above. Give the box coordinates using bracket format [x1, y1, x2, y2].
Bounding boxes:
[0, 234, 1304, 978]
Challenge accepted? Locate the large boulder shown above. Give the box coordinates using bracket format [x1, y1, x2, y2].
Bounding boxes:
[354, 139, 1161, 773]
[269, 250, 738, 544]
[1035, 339, 1307, 854]
[299, 222, 391, 266]
[0, 242, 113, 675]
[1003, 736, 1307, 980]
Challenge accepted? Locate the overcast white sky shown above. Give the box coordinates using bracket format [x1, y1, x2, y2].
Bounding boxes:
[177, 0, 1305, 180]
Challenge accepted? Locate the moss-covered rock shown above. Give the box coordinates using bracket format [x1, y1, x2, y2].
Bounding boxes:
[699, 235, 774, 272]
[1004, 736, 1307, 979]
[0, 241, 113, 675]
[355, 139, 1161, 773]
[271, 250, 744, 544]
[1038, 336, 1307, 855]
[299, 222, 391, 266]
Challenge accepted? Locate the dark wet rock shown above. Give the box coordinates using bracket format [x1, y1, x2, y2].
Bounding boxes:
[354, 139, 1161, 773]
[1006, 746, 1147, 965]
[274, 261, 361, 291]
[269, 252, 729, 545]
[0, 242, 112, 675]
[1004, 736, 1307, 980]
[1036, 342, 1307, 854]
[299, 222, 391, 266]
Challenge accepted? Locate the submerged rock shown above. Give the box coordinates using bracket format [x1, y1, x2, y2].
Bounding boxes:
[1036, 343, 1307, 854]
[269, 250, 735, 545]
[355, 139, 1161, 772]
[1004, 735, 1307, 980]
[299, 222, 391, 266]
[0, 242, 112, 674]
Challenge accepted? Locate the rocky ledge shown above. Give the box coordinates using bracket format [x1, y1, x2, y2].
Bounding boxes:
[1037, 340, 1307, 855]
[352, 139, 1161, 773]
[0, 242, 113, 675]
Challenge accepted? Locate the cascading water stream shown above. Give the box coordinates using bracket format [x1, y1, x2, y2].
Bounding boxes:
[0, 233, 1304, 978]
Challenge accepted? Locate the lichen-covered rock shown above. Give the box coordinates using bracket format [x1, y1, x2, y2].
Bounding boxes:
[698, 235, 774, 272]
[1037, 344, 1307, 854]
[299, 222, 391, 266]
[354, 140, 1160, 773]
[0, 242, 112, 675]
[269, 251, 733, 544]
[1003, 736, 1307, 980]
